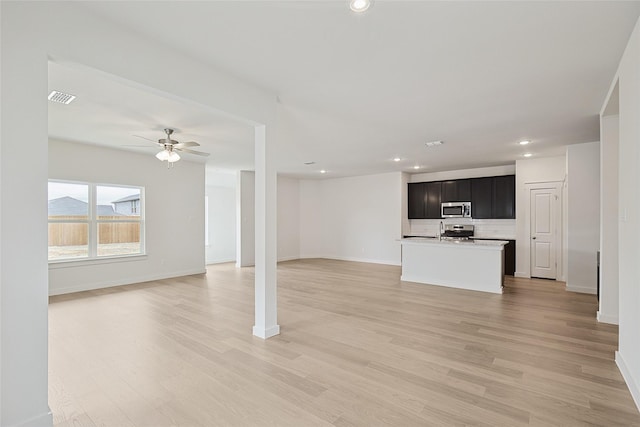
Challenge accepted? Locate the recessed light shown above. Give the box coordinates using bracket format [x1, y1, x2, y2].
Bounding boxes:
[393, 157, 401, 162]
[320, 169, 327, 174]
[413, 165, 420, 170]
[519, 140, 531, 145]
[523, 153, 532, 158]
[48, 90, 76, 105]
[350, 0, 371, 12]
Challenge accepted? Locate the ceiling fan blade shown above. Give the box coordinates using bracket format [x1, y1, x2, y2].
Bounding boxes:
[173, 141, 200, 148]
[177, 147, 209, 157]
[122, 145, 157, 149]
[133, 135, 163, 146]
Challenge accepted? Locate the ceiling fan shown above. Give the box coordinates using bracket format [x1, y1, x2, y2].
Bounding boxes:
[134, 128, 209, 166]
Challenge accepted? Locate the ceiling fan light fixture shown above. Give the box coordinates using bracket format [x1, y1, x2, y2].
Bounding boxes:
[156, 150, 170, 161]
[144, 129, 207, 167]
[168, 151, 181, 163]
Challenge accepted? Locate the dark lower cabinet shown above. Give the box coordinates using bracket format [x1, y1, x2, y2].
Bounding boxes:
[472, 238, 515, 275]
[504, 240, 516, 276]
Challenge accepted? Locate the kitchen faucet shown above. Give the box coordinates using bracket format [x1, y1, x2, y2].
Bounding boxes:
[439, 221, 444, 241]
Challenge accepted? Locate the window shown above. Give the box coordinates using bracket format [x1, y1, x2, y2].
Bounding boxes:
[48, 181, 144, 261]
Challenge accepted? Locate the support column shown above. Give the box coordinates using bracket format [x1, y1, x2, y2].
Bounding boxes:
[598, 112, 620, 324]
[1, 4, 52, 425]
[253, 125, 279, 339]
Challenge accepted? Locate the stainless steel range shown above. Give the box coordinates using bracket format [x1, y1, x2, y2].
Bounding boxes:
[441, 224, 474, 241]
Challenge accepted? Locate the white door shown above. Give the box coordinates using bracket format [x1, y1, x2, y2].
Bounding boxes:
[530, 187, 558, 279]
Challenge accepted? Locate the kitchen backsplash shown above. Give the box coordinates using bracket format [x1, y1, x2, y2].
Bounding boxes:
[408, 219, 516, 239]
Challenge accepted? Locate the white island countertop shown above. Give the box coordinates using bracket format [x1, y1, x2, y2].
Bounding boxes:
[401, 238, 507, 294]
[402, 237, 508, 249]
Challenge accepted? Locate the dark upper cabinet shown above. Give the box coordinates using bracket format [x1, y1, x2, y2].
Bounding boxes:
[408, 183, 426, 219]
[441, 181, 456, 203]
[408, 175, 514, 220]
[457, 179, 471, 201]
[492, 175, 516, 219]
[425, 182, 442, 219]
[471, 177, 493, 219]
[441, 179, 471, 203]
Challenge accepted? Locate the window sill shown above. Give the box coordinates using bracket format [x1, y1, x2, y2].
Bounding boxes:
[48, 254, 148, 269]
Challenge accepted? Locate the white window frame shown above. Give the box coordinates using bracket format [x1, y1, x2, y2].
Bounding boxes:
[48, 180, 146, 264]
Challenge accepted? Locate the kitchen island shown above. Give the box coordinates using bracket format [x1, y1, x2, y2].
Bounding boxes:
[401, 237, 508, 294]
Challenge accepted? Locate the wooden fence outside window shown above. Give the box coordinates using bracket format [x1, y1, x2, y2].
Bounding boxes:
[48, 216, 140, 246]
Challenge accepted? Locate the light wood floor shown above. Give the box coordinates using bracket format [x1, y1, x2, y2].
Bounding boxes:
[49, 259, 640, 426]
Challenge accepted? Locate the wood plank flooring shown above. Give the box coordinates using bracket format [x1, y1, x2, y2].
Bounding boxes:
[48, 259, 640, 426]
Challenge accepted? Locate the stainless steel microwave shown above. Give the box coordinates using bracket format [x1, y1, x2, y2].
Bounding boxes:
[441, 202, 472, 218]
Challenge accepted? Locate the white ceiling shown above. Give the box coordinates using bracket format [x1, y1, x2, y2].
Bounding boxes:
[48, 62, 256, 171]
[49, 1, 640, 179]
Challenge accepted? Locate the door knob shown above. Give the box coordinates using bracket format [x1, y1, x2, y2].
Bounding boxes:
[532, 237, 537, 239]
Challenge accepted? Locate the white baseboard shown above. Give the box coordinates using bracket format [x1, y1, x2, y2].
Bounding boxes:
[566, 285, 597, 294]
[298, 253, 327, 259]
[15, 408, 53, 427]
[206, 258, 235, 265]
[299, 254, 400, 266]
[325, 255, 400, 266]
[514, 271, 530, 278]
[596, 310, 619, 325]
[616, 351, 640, 412]
[253, 324, 280, 339]
[49, 268, 207, 296]
[277, 255, 300, 262]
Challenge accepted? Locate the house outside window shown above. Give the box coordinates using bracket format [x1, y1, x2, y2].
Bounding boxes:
[111, 194, 140, 215]
[48, 181, 145, 261]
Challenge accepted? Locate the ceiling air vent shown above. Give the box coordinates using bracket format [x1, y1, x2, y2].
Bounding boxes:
[48, 90, 76, 105]
[425, 140, 444, 148]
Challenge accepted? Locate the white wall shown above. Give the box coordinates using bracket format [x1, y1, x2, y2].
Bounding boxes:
[48, 140, 206, 294]
[277, 176, 300, 261]
[401, 172, 410, 236]
[566, 142, 600, 294]
[206, 185, 236, 264]
[300, 172, 403, 265]
[515, 156, 567, 279]
[607, 16, 640, 411]
[599, 112, 619, 324]
[237, 171, 255, 267]
[1, 2, 278, 425]
[299, 180, 326, 258]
